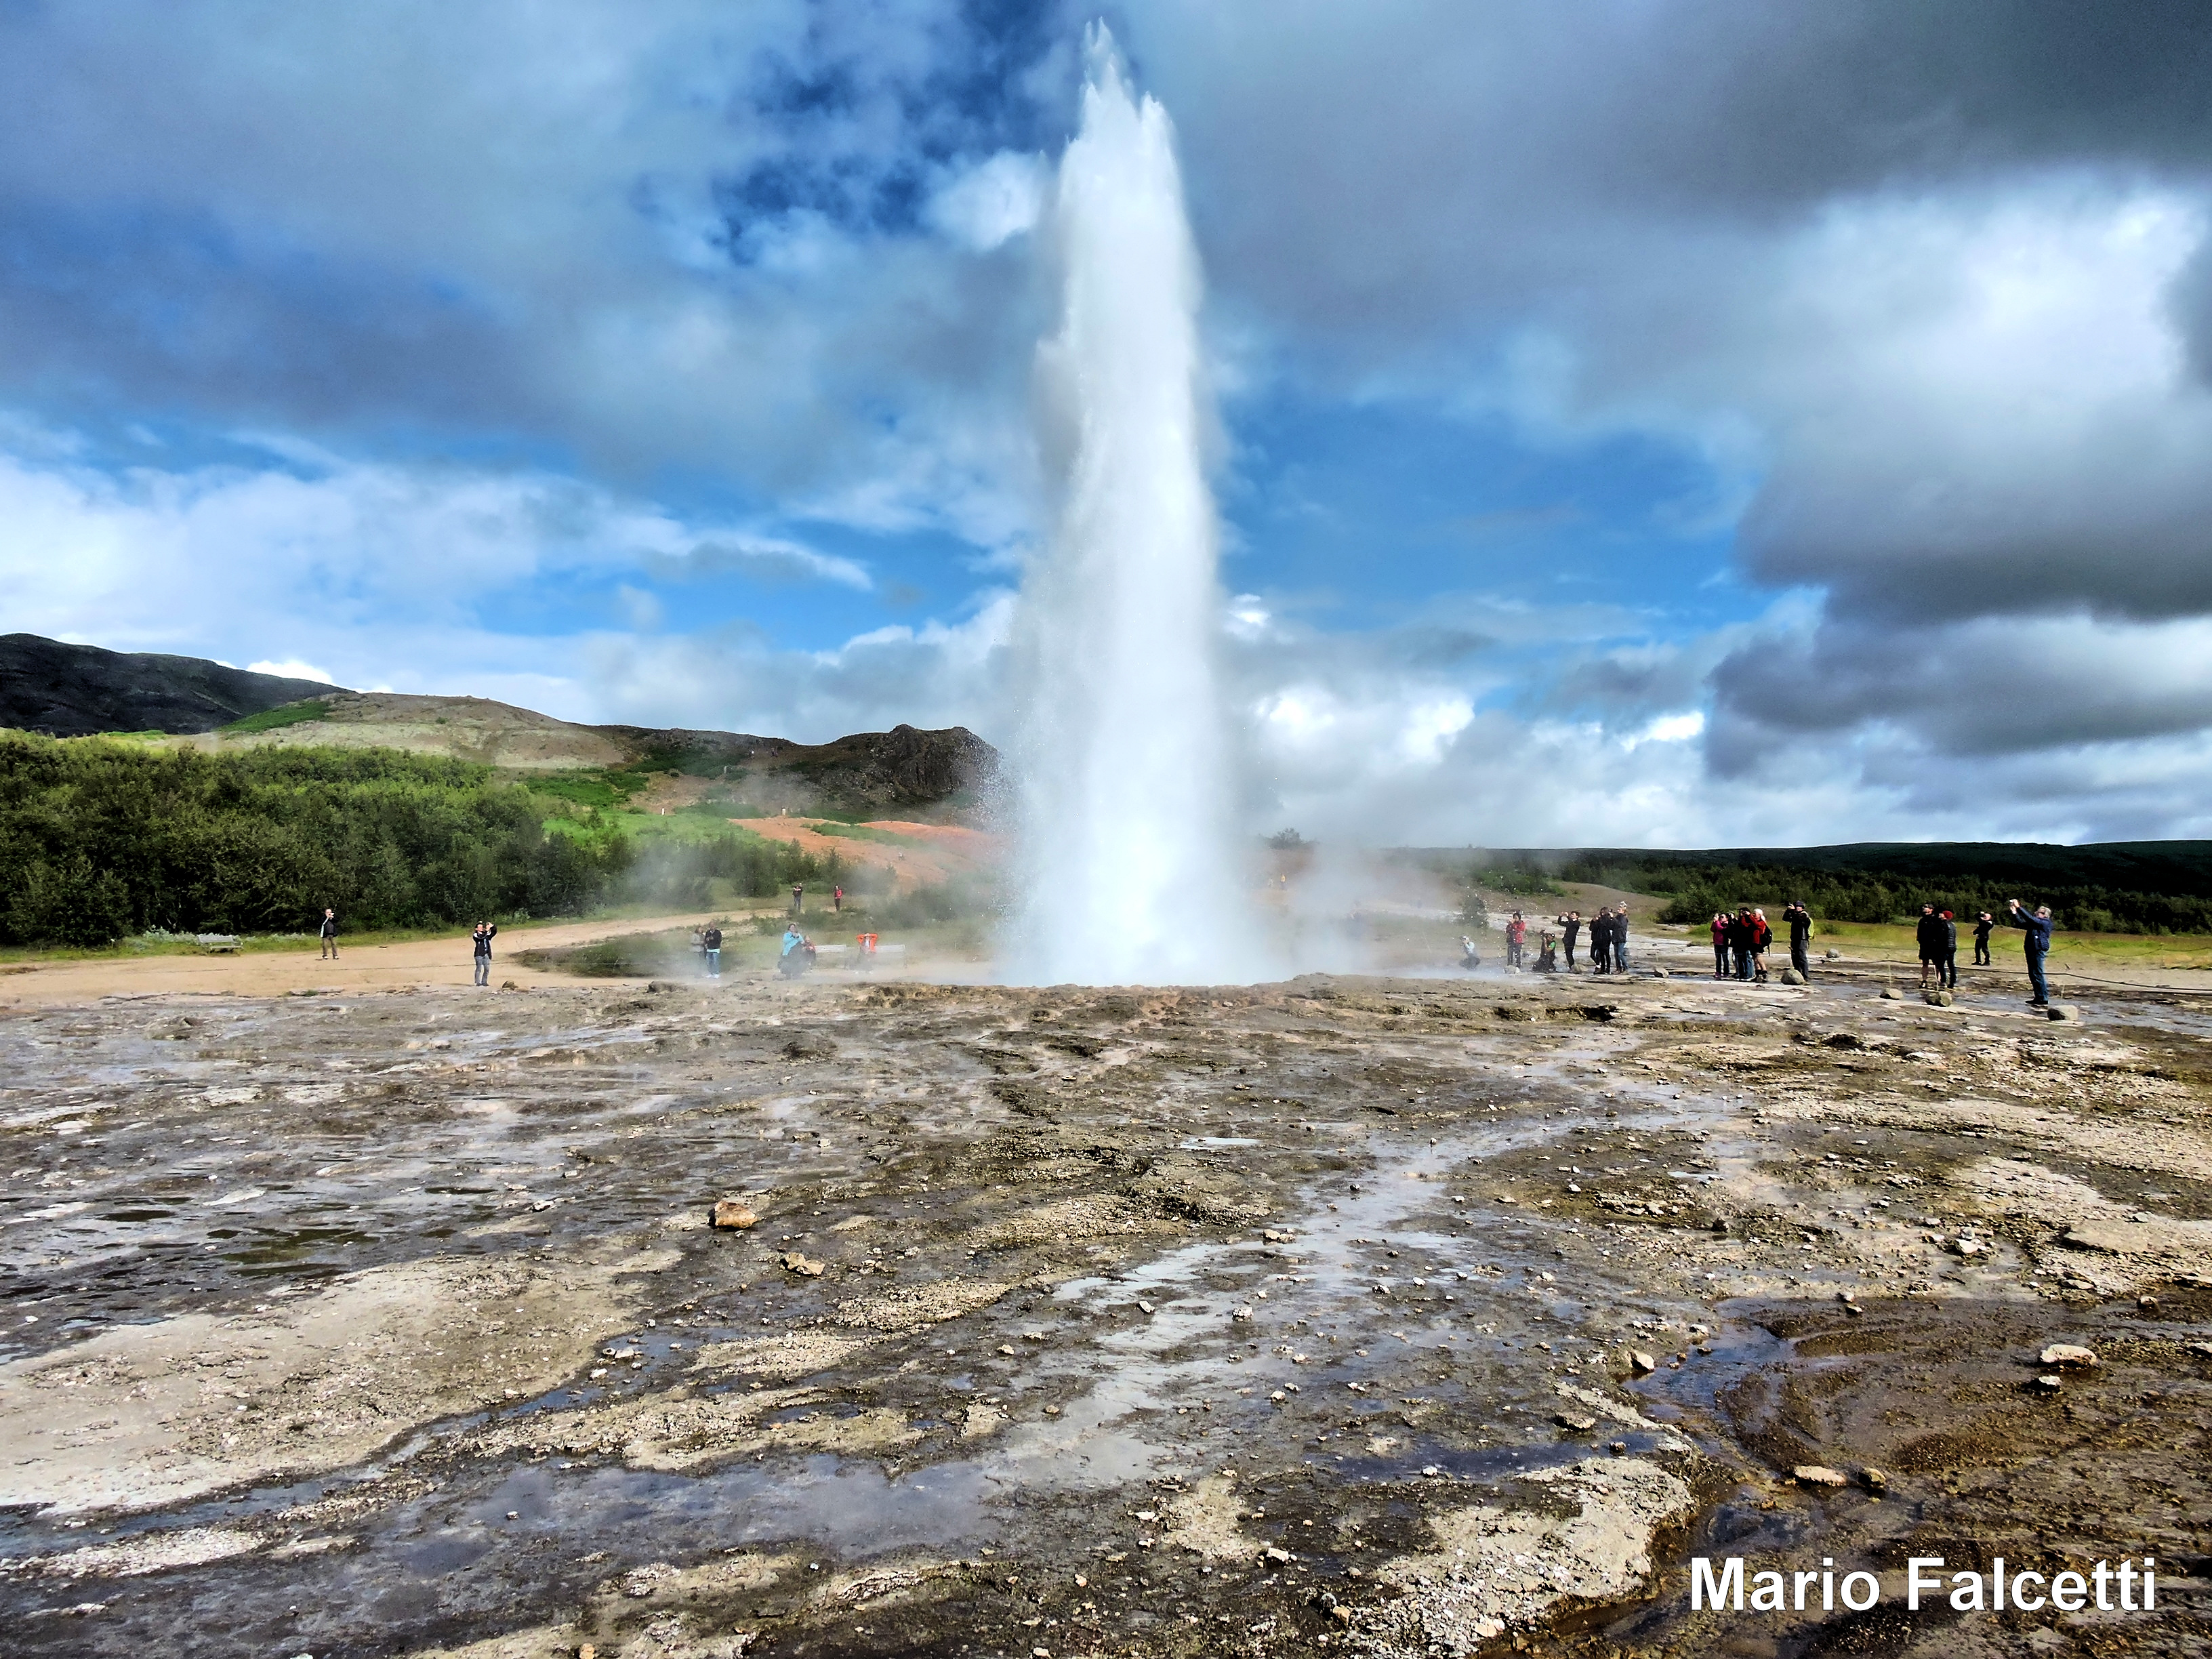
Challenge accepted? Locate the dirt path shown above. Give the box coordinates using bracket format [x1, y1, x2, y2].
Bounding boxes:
[0, 913, 719, 1006]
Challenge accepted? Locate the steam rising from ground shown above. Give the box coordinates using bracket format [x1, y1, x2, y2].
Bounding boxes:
[1006, 33, 1260, 985]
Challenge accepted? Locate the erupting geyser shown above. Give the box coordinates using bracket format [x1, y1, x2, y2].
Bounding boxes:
[1008, 31, 1258, 985]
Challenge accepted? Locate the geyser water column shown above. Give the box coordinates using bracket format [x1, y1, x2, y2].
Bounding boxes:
[1008, 35, 1256, 985]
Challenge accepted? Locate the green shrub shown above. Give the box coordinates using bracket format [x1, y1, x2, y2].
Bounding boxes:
[0, 733, 626, 946]
[218, 699, 332, 735]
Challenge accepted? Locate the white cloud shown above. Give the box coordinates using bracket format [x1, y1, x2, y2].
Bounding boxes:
[1636, 710, 1704, 744]
[928, 150, 1050, 251]
[584, 591, 1017, 743]
[0, 419, 878, 704]
[245, 659, 335, 684]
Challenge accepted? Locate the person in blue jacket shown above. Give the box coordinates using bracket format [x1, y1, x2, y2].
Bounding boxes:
[2001, 899, 2054, 1007]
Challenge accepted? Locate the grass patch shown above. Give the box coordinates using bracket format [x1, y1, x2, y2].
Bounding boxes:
[525, 769, 644, 811]
[219, 698, 332, 735]
[1809, 918, 2212, 971]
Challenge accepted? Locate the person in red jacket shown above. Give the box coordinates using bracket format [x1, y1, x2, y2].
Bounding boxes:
[1711, 912, 1729, 979]
[1506, 911, 1528, 969]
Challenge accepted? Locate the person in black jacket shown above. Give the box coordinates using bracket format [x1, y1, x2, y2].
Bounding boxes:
[1784, 900, 1813, 978]
[701, 924, 723, 979]
[1914, 904, 1944, 991]
[1972, 912, 1995, 966]
[1728, 907, 1756, 980]
[1611, 903, 1631, 972]
[319, 907, 339, 960]
[1555, 911, 1582, 970]
[1939, 909, 1959, 989]
[1589, 908, 1613, 974]
[471, 920, 497, 987]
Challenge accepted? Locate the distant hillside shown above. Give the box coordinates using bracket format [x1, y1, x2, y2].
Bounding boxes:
[1, 634, 996, 818]
[592, 721, 998, 813]
[0, 633, 340, 737]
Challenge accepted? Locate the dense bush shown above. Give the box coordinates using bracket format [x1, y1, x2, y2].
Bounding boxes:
[0, 735, 621, 945]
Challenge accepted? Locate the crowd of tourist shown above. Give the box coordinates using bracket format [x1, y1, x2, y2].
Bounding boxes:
[1494, 905, 1638, 975]
[1476, 890, 2061, 1009]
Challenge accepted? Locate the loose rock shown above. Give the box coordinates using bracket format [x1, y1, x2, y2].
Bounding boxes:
[1793, 1465, 1849, 1488]
[2039, 1343, 2097, 1367]
[711, 1200, 758, 1231]
[1629, 1351, 1658, 1375]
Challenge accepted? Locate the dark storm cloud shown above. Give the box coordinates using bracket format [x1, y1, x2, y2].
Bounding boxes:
[1111, 0, 2212, 788]
[1542, 640, 1715, 723]
[1706, 613, 2212, 776]
[1128, 0, 2212, 333]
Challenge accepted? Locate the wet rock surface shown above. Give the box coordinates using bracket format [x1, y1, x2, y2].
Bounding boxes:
[0, 972, 2207, 1656]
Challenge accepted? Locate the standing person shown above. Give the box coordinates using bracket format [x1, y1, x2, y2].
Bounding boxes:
[319, 907, 339, 960]
[2003, 899, 2055, 1008]
[1914, 903, 1944, 991]
[1784, 900, 1813, 979]
[1611, 903, 1631, 973]
[1711, 912, 1729, 980]
[790, 883, 804, 916]
[1555, 910, 1582, 970]
[1940, 909, 1959, 989]
[1973, 911, 1995, 966]
[1729, 907, 1756, 980]
[832, 884, 844, 915]
[1507, 911, 1527, 970]
[701, 923, 722, 980]
[1587, 908, 1611, 974]
[471, 920, 497, 987]
[1750, 908, 1773, 983]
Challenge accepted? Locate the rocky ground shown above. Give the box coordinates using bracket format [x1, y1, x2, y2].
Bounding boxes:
[1, 965, 2208, 1658]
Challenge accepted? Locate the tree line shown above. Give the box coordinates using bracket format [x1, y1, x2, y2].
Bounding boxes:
[1521, 853, 2212, 935]
[0, 735, 849, 947]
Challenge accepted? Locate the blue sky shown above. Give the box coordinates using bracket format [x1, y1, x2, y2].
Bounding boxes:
[5, 1, 2212, 845]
